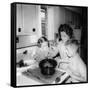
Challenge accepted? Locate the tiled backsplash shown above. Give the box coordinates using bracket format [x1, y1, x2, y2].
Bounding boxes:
[17, 46, 37, 62]
[16, 35, 38, 49]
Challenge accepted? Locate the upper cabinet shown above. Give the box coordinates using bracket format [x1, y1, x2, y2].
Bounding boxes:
[16, 4, 42, 48]
[16, 4, 41, 36]
[17, 4, 22, 35]
[23, 4, 36, 35]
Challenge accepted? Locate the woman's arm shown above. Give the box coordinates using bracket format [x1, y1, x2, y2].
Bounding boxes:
[66, 66, 86, 82]
[70, 72, 86, 82]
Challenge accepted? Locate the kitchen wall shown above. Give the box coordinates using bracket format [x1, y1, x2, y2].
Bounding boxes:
[17, 46, 37, 62]
[53, 7, 66, 33]
[47, 6, 66, 40]
[47, 6, 55, 40]
[16, 35, 38, 48]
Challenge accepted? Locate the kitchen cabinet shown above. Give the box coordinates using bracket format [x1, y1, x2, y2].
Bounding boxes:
[16, 4, 41, 36]
[16, 4, 42, 48]
[17, 4, 22, 35]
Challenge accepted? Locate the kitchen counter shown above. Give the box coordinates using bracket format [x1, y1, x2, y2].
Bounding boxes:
[16, 66, 70, 86]
[17, 73, 43, 86]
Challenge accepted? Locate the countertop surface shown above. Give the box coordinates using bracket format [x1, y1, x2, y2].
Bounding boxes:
[16, 66, 69, 86]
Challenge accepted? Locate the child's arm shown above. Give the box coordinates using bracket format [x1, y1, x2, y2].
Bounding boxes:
[49, 45, 59, 58]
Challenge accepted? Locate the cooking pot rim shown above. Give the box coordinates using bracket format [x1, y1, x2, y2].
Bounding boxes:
[39, 58, 57, 68]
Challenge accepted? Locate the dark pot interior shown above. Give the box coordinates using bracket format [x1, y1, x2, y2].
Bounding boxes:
[39, 59, 57, 76]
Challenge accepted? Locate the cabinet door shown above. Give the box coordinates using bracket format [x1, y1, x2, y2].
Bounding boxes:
[17, 4, 22, 35]
[22, 5, 37, 35]
[17, 4, 39, 35]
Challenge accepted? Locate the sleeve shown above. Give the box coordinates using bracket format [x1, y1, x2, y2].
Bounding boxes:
[67, 58, 87, 82]
[78, 59, 87, 81]
[65, 45, 77, 57]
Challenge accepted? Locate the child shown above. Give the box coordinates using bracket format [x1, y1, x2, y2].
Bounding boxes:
[33, 36, 49, 62]
[23, 36, 49, 69]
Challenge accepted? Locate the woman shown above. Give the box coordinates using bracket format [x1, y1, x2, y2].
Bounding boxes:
[54, 24, 74, 66]
[54, 24, 87, 83]
[64, 40, 87, 82]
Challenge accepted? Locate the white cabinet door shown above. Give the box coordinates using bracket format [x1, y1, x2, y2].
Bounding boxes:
[22, 5, 37, 35]
[16, 4, 39, 35]
[16, 4, 22, 35]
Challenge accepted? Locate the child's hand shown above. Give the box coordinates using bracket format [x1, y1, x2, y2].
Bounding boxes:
[24, 59, 36, 65]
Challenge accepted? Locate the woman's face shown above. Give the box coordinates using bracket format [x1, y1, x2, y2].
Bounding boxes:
[61, 31, 70, 42]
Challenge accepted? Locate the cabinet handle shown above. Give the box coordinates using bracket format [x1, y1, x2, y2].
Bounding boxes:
[18, 27, 21, 32]
[32, 28, 36, 32]
[23, 50, 28, 55]
[16, 36, 19, 43]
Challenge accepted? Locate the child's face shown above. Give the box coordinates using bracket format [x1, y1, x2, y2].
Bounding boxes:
[61, 31, 70, 42]
[41, 42, 48, 49]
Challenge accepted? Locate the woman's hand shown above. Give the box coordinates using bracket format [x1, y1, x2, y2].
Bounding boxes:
[65, 67, 86, 82]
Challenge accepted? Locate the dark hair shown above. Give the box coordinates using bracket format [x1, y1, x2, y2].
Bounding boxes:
[71, 39, 79, 46]
[58, 24, 73, 40]
[37, 36, 49, 47]
[66, 39, 79, 46]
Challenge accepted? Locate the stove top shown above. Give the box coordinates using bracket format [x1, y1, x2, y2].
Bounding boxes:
[22, 68, 64, 84]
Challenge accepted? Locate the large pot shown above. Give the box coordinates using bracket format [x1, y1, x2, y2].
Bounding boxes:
[39, 59, 57, 77]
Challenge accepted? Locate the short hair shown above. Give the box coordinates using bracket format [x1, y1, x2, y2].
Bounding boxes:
[37, 36, 48, 47]
[58, 24, 73, 40]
